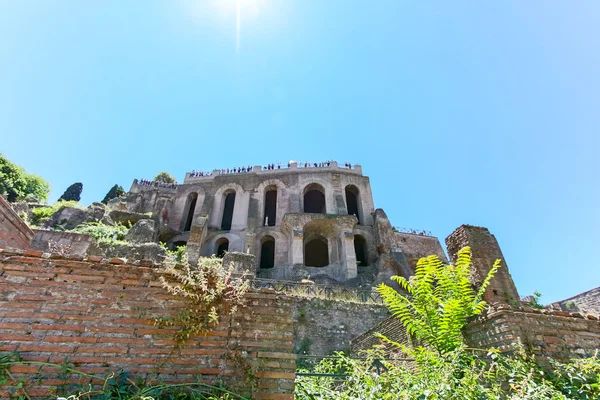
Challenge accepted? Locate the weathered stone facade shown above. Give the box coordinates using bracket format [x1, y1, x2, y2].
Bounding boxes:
[550, 286, 600, 316]
[122, 163, 445, 287]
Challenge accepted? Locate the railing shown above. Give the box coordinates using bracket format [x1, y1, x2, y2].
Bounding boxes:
[392, 227, 433, 236]
[184, 162, 363, 183]
[249, 278, 383, 304]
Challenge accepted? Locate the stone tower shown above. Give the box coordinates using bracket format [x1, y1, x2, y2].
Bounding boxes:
[445, 225, 520, 304]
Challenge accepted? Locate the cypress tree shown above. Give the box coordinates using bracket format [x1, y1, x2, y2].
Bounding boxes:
[58, 182, 83, 202]
[101, 184, 125, 204]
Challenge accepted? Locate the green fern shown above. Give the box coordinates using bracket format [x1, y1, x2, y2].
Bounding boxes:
[376, 246, 500, 355]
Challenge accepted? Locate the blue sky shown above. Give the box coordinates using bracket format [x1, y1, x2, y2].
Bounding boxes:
[1, 1, 598, 303]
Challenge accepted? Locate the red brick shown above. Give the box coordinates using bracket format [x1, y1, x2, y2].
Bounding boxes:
[19, 343, 76, 353]
[0, 333, 36, 341]
[32, 323, 85, 332]
[44, 336, 98, 344]
[254, 371, 295, 379]
[75, 346, 128, 354]
[55, 274, 105, 282]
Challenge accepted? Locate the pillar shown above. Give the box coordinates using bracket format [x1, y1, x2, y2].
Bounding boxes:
[341, 231, 358, 280]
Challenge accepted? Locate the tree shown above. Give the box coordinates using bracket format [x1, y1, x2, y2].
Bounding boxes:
[153, 172, 176, 184]
[376, 246, 500, 355]
[101, 184, 125, 204]
[0, 154, 50, 203]
[59, 182, 83, 202]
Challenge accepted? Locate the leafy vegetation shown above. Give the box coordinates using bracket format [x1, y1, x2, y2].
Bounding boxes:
[101, 184, 125, 204]
[153, 172, 177, 184]
[0, 345, 247, 399]
[30, 200, 84, 226]
[376, 246, 499, 355]
[296, 346, 600, 399]
[71, 221, 130, 245]
[59, 182, 83, 202]
[160, 242, 188, 263]
[155, 253, 249, 344]
[297, 247, 600, 399]
[0, 154, 50, 203]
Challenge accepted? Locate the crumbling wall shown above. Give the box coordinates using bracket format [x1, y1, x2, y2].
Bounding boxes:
[550, 287, 600, 316]
[0, 248, 295, 399]
[29, 230, 102, 257]
[393, 232, 447, 270]
[465, 304, 600, 362]
[446, 225, 520, 304]
[293, 298, 389, 356]
[0, 196, 34, 250]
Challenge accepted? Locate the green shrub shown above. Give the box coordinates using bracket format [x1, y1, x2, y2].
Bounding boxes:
[296, 346, 600, 399]
[30, 200, 84, 226]
[376, 246, 499, 355]
[71, 222, 130, 245]
[160, 242, 187, 263]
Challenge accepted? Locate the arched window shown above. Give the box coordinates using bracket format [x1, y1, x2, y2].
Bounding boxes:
[345, 185, 361, 224]
[260, 236, 275, 269]
[304, 237, 329, 267]
[216, 238, 229, 258]
[304, 184, 326, 214]
[354, 235, 368, 267]
[264, 187, 277, 227]
[221, 191, 236, 230]
[181, 193, 198, 232]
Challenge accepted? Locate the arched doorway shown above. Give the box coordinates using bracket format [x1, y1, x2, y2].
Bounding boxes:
[354, 235, 368, 267]
[345, 185, 361, 224]
[221, 191, 236, 230]
[215, 238, 229, 258]
[181, 193, 198, 232]
[304, 184, 326, 214]
[304, 237, 329, 267]
[264, 188, 277, 227]
[260, 236, 275, 269]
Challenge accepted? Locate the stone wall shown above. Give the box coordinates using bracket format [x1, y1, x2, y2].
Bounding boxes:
[0, 248, 295, 399]
[465, 304, 600, 362]
[350, 316, 411, 355]
[0, 197, 33, 250]
[550, 286, 600, 316]
[293, 297, 389, 356]
[393, 232, 447, 270]
[29, 229, 101, 257]
[446, 225, 520, 304]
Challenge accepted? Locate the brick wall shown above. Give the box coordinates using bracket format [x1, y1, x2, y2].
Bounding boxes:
[350, 316, 411, 355]
[293, 298, 389, 356]
[465, 304, 600, 362]
[0, 248, 295, 399]
[446, 225, 520, 305]
[0, 197, 34, 250]
[550, 286, 600, 316]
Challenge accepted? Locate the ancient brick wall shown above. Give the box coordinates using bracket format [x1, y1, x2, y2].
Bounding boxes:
[350, 316, 411, 355]
[0, 248, 295, 399]
[550, 286, 600, 316]
[465, 304, 600, 362]
[394, 232, 448, 270]
[446, 225, 520, 304]
[293, 298, 389, 356]
[0, 197, 34, 250]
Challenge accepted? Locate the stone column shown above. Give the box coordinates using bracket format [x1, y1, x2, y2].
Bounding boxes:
[186, 216, 208, 264]
[291, 228, 304, 266]
[341, 230, 358, 280]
